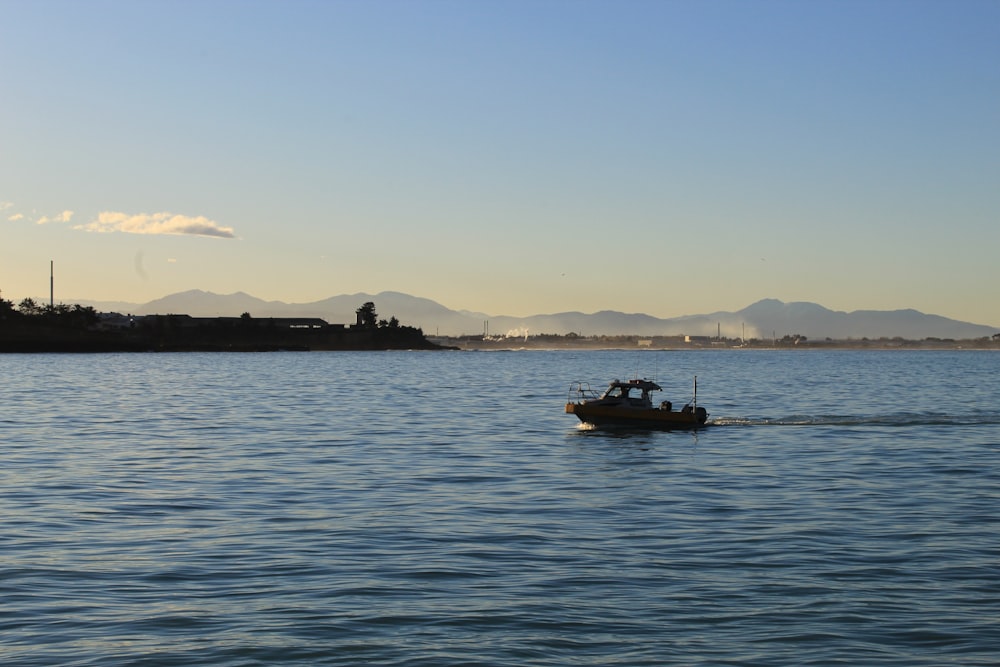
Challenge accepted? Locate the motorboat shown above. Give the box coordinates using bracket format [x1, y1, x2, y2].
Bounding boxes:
[566, 377, 709, 429]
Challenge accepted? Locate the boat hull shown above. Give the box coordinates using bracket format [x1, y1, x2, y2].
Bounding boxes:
[566, 402, 708, 429]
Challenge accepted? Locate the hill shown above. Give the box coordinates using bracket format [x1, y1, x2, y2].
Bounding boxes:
[70, 292, 998, 340]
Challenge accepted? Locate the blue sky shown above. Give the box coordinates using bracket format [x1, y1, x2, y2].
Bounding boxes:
[2, 0, 998, 325]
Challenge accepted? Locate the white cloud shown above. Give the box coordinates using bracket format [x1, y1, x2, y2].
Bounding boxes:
[8, 213, 24, 222]
[77, 211, 236, 238]
[34, 210, 73, 225]
[0, 201, 12, 210]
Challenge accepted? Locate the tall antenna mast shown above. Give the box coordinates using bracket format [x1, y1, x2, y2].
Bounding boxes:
[50, 260, 54, 308]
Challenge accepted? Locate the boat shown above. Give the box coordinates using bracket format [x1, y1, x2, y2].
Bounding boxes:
[565, 377, 709, 429]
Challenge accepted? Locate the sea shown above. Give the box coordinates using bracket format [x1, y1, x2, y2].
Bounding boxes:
[2, 349, 998, 666]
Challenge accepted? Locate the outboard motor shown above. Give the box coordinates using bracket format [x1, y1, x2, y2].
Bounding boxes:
[695, 406, 708, 423]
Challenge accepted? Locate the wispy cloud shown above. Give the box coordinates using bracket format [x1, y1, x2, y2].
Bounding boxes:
[3, 201, 24, 222]
[37, 210, 74, 225]
[77, 211, 236, 238]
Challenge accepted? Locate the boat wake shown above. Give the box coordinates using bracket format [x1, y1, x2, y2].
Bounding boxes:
[710, 412, 1000, 428]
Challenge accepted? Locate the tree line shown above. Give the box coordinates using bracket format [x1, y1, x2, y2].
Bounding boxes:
[355, 301, 401, 329]
[1, 297, 100, 328]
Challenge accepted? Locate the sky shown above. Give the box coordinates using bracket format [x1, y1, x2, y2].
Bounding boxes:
[2, 0, 998, 325]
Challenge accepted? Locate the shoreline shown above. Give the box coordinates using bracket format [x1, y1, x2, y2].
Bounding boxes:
[435, 339, 1000, 352]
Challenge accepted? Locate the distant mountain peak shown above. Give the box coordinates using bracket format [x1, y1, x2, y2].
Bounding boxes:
[69, 290, 998, 339]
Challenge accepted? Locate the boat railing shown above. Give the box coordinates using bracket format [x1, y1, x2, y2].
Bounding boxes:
[567, 381, 600, 403]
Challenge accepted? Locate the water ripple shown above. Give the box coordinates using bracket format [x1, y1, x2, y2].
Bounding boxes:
[1, 351, 998, 665]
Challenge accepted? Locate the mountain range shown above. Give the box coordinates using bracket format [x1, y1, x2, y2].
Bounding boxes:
[72, 291, 998, 341]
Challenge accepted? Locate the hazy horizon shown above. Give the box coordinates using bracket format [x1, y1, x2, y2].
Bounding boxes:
[3, 1, 998, 326]
[19, 288, 999, 331]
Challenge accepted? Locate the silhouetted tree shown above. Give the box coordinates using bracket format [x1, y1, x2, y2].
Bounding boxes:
[356, 302, 378, 327]
[18, 298, 42, 316]
[67, 305, 99, 328]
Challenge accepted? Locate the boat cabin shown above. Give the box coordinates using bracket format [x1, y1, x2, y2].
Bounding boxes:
[598, 379, 662, 408]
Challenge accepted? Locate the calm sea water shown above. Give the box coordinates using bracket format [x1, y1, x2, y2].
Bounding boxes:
[2, 350, 998, 666]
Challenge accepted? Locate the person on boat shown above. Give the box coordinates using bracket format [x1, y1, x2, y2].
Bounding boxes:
[637, 388, 653, 407]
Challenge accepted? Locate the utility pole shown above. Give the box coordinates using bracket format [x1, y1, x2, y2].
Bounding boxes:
[50, 260, 54, 308]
